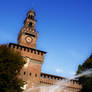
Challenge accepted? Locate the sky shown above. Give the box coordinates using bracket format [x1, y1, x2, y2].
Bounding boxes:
[0, 0, 92, 78]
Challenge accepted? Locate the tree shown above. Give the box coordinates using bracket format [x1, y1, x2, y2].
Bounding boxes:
[0, 45, 25, 92]
[76, 54, 92, 92]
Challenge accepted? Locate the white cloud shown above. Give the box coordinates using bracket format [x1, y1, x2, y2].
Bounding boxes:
[69, 71, 76, 75]
[56, 68, 63, 73]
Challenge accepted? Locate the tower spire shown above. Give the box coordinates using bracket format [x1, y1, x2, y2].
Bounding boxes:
[23, 8, 36, 34]
[17, 9, 38, 49]
[32, 2, 34, 10]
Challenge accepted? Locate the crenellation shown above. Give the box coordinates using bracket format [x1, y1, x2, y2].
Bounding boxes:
[24, 47, 26, 51]
[9, 43, 46, 61]
[41, 73, 65, 81]
[27, 49, 29, 52]
[40, 73, 82, 90]
[10, 44, 14, 48]
[31, 49, 33, 53]
[38, 51, 40, 55]
[40, 76, 82, 89]
[41, 52, 43, 56]
[15, 45, 18, 50]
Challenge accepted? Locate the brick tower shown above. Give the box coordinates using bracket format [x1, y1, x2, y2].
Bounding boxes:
[18, 9, 38, 49]
[9, 9, 82, 92]
[9, 9, 46, 89]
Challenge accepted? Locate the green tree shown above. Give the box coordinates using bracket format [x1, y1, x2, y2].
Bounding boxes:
[0, 45, 25, 92]
[76, 54, 92, 92]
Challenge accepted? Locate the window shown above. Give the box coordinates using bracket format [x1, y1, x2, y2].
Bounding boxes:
[35, 74, 37, 77]
[30, 73, 31, 76]
[29, 22, 32, 27]
[28, 15, 34, 19]
[28, 15, 30, 19]
[31, 15, 33, 19]
[24, 72, 26, 75]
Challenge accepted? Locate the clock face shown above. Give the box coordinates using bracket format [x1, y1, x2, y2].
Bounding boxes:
[25, 36, 32, 43]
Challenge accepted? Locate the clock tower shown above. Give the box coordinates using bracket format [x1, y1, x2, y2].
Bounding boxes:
[18, 9, 38, 48]
[13, 9, 46, 89]
[9, 9, 82, 91]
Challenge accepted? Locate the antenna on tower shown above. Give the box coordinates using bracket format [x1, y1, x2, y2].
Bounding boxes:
[32, 2, 34, 10]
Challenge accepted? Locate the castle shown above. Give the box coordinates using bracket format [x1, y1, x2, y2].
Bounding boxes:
[9, 9, 82, 92]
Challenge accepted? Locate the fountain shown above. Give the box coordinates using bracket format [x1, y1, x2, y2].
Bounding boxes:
[23, 69, 92, 92]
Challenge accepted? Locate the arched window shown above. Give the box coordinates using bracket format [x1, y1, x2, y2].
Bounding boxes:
[35, 74, 37, 77]
[28, 15, 34, 20]
[29, 22, 32, 27]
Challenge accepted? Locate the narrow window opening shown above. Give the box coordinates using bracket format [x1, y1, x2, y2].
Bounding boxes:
[35, 74, 37, 77]
[30, 73, 31, 76]
[24, 72, 26, 75]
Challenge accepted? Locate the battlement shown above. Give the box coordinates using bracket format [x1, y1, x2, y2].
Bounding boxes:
[41, 72, 65, 80]
[9, 43, 46, 62]
[40, 73, 82, 89]
[66, 80, 82, 89]
[40, 73, 65, 85]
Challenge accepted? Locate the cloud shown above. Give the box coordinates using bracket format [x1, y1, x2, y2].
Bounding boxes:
[69, 71, 76, 75]
[56, 68, 63, 74]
